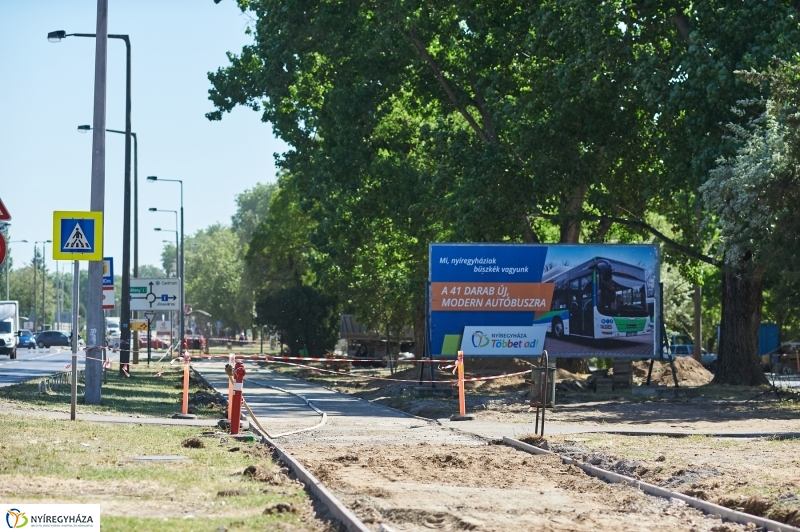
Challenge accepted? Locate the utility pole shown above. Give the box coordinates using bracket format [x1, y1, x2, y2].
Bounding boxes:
[85, 0, 108, 404]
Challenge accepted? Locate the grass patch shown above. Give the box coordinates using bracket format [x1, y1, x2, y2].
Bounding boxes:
[0, 364, 222, 418]
[0, 415, 320, 531]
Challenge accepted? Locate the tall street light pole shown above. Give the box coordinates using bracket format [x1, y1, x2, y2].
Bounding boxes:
[147, 177, 184, 356]
[153, 227, 179, 276]
[150, 208, 178, 274]
[34, 241, 49, 330]
[50, 26, 132, 383]
[41, 240, 52, 330]
[78, 125, 139, 277]
[6, 240, 28, 300]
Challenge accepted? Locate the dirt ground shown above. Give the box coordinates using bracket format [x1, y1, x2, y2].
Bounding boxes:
[291, 442, 757, 531]
[272, 357, 800, 530]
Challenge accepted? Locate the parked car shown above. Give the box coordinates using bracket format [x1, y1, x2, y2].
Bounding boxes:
[36, 330, 70, 348]
[183, 334, 206, 351]
[138, 332, 169, 349]
[382, 352, 415, 366]
[18, 329, 36, 349]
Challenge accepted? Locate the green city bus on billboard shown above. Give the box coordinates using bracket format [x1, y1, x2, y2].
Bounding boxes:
[535, 256, 653, 341]
[429, 243, 659, 358]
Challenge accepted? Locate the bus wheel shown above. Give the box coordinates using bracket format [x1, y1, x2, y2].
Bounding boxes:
[552, 317, 565, 339]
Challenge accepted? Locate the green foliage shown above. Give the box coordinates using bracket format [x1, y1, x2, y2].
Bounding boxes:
[207, 1, 800, 361]
[137, 264, 165, 278]
[245, 179, 316, 292]
[184, 224, 249, 330]
[254, 285, 339, 356]
[160, 243, 178, 278]
[231, 181, 277, 247]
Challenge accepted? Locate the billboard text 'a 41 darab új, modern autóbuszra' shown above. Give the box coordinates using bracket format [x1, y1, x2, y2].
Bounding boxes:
[428, 243, 660, 358]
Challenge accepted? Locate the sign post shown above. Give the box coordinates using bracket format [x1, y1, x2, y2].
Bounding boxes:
[144, 311, 156, 366]
[53, 211, 103, 420]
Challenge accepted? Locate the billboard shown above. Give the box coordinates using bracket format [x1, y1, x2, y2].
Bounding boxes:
[429, 243, 660, 358]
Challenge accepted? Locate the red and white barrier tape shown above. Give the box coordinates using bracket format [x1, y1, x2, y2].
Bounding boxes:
[264, 358, 532, 384]
[265, 355, 452, 364]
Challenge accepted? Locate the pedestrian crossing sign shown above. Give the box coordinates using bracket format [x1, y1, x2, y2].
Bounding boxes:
[52, 211, 103, 260]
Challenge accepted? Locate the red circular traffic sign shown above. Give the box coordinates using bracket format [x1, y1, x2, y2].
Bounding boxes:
[0, 236, 6, 268]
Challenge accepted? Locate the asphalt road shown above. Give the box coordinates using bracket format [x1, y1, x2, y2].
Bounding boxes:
[0, 346, 89, 387]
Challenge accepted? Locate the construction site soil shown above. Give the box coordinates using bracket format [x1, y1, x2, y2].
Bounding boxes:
[274, 356, 800, 531]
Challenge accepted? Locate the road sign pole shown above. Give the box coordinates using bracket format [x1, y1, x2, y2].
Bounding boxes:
[71, 260, 80, 421]
[146, 319, 151, 366]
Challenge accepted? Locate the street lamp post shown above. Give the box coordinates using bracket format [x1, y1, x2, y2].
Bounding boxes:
[5, 239, 28, 300]
[147, 177, 184, 355]
[50, 28, 132, 382]
[33, 241, 50, 330]
[78, 125, 139, 277]
[151, 208, 178, 273]
[42, 240, 51, 330]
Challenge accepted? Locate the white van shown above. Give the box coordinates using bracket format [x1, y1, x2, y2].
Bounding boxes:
[0, 300, 20, 359]
[106, 317, 121, 337]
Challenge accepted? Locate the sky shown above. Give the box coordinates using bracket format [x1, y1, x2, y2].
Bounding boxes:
[0, 0, 287, 275]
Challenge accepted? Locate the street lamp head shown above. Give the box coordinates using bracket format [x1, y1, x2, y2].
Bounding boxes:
[48, 30, 66, 43]
[147, 176, 157, 182]
[45, 240, 52, 243]
[154, 228, 162, 232]
[148, 208, 157, 212]
[77, 125, 91, 133]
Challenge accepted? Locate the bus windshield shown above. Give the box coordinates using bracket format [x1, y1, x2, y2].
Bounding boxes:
[598, 274, 647, 317]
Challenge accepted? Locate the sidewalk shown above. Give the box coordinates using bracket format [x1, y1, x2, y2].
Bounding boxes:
[193, 360, 800, 443]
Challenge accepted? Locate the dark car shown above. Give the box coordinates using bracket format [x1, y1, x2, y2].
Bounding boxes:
[18, 329, 36, 349]
[36, 330, 70, 348]
[182, 334, 207, 352]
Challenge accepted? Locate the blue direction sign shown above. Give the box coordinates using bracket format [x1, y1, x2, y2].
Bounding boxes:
[103, 257, 114, 286]
[52, 211, 103, 261]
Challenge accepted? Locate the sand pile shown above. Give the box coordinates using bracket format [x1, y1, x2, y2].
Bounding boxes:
[633, 357, 713, 387]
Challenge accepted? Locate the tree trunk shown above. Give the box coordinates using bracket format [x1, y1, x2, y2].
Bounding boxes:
[713, 266, 768, 386]
[557, 185, 590, 374]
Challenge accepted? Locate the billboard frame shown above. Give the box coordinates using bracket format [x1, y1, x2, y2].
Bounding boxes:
[428, 243, 661, 359]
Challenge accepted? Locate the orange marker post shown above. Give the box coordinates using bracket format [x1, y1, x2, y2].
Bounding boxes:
[450, 351, 474, 421]
[457, 351, 466, 415]
[182, 355, 190, 415]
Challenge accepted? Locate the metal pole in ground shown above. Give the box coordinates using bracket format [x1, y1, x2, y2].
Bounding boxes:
[84, 0, 109, 404]
[147, 318, 151, 366]
[71, 260, 80, 421]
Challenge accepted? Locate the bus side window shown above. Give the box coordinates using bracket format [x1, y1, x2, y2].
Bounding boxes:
[551, 280, 568, 310]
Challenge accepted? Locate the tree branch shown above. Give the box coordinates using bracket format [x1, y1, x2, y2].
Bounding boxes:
[532, 211, 719, 266]
[407, 28, 490, 144]
[468, 74, 498, 143]
[671, 11, 692, 46]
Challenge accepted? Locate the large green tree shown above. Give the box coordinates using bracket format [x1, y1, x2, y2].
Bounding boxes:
[209, 1, 800, 378]
[702, 60, 800, 384]
[183, 224, 249, 330]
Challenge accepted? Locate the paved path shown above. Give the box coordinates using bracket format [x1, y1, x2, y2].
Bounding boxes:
[194, 360, 482, 447]
[192, 360, 800, 442]
[4, 360, 797, 442]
